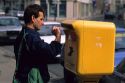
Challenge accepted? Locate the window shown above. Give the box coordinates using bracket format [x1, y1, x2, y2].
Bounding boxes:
[0, 18, 21, 26]
[48, 0, 66, 17]
[41, 0, 47, 16]
[49, 4, 56, 17]
[59, 1, 66, 17]
[116, 33, 125, 49]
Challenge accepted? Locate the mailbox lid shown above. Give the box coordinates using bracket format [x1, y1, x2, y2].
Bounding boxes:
[76, 21, 116, 75]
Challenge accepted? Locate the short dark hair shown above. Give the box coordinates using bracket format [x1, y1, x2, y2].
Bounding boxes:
[24, 4, 45, 24]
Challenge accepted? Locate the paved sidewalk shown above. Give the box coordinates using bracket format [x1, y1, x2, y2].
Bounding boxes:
[0, 47, 15, 83]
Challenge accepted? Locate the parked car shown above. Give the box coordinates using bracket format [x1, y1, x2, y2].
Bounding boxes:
[37, 21, 65, 63]
[104, 19, 125, 29]
[115, 28, 125, 67]
[16, 11, 24, 20]
[0, 10, 5, 15]
[0, 16, 22, 43]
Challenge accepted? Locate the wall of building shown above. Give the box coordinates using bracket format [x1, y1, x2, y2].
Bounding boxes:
[0, 0, 119, 21]
[65, 0, 93, 20]
[24, 0, 41, 8]
[66, 1, 74, 19]
[0, 0, 4, 11]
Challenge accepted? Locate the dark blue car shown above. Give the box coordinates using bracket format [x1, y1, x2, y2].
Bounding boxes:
[115, 28, 125, 67]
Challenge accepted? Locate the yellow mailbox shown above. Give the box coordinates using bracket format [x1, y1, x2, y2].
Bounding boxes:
[61, 20, 116, 76]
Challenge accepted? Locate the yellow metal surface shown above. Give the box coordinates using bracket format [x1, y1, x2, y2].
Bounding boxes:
[62, 20, 116, 75]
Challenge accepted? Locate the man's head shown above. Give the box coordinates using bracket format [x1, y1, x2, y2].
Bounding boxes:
[24, 4, 45, 30]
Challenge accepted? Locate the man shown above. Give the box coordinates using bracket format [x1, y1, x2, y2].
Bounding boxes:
[13, 4, 61, 83]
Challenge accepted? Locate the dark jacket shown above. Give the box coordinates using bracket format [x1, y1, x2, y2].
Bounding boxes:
[13, 26, 61, 83]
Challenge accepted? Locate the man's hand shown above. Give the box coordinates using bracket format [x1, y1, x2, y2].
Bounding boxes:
[52, 26, 61, 43]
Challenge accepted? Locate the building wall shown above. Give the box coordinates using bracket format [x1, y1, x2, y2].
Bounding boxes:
[66, 1, 74, 19]
[110, 0, 116, 13]
[34, 0, 41, 5]
[96, 0, 104, 14]
[65, 0, 93, 20]
[0, 0, 103, 21]
[24, 0, 41, 8]
[104, 0, 116, 14]
[43, 0, 66, 21]
[0, 0, 118, 21]
[45, 0, 93, 21]
[0, 0, 4, 10]
[77, 0, 92, 19]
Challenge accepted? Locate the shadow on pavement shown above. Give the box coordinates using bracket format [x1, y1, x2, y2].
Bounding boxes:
[49, 78, 65, 83]
[0, 42, 14, 46]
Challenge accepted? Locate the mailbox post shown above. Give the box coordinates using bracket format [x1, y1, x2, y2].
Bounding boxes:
[61, 20, 116, 83]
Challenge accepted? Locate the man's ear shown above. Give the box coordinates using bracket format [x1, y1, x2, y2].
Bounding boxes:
[32, 15, 36, 23]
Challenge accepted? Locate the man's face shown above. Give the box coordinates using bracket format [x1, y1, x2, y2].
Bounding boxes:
[33, 12, 44, 30]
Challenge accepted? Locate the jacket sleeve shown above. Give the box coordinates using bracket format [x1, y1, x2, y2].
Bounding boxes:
[25, 33, 62, 62]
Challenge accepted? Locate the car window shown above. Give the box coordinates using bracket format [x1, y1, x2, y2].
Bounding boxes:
[38, 24, 65, 36]
[0, 18, 21, 26]
[115, 33, 125, 49]
[114, 20, 125, 28]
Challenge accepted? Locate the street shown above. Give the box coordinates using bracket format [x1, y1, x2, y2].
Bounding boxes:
[0, 44, 65, 83]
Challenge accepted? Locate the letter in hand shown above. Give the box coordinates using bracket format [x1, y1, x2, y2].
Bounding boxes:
[52, 26, 61, 37]
[52, 26, 61, 42]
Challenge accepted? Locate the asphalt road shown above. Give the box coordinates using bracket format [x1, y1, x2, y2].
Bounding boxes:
[0, 45, 65, 83]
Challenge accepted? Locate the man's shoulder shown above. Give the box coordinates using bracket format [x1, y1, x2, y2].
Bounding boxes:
[25, 30, 41, 42]
[24, 28, 38, 36]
